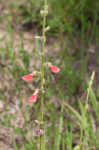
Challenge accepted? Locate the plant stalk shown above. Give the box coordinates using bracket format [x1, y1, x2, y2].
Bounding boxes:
[40, 0, 47, 149]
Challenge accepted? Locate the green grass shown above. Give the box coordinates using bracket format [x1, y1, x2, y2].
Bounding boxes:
[0, 0, 99, 149]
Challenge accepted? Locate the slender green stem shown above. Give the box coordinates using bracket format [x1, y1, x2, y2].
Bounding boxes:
[40, 0, 47, 149]
[41, 0, 46, 122]
[79, 123, 84, 149]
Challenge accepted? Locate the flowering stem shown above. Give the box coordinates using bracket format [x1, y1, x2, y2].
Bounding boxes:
[40, 0, 47, 149]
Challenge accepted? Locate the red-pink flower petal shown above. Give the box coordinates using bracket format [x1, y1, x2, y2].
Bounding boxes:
[28, 94, 38, 103]
[22, 74, 34, 82]
[50, 65, 60, 73]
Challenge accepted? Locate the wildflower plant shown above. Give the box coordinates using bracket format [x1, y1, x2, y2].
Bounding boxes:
[21, 0, 60, 149]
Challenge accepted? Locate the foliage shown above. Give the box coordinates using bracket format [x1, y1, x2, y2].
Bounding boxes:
[16, 0, 99, 37]
[0, 0, 99, 150]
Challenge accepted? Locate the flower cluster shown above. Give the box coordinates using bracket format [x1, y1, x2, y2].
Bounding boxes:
[22, 64, 60, 103]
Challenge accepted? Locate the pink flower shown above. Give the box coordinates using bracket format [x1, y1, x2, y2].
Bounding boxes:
[49, 64, 60, 73]
[28, 89, 39, 103]
[22, 74, 34, 82]
[28, 94, 38, 103]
